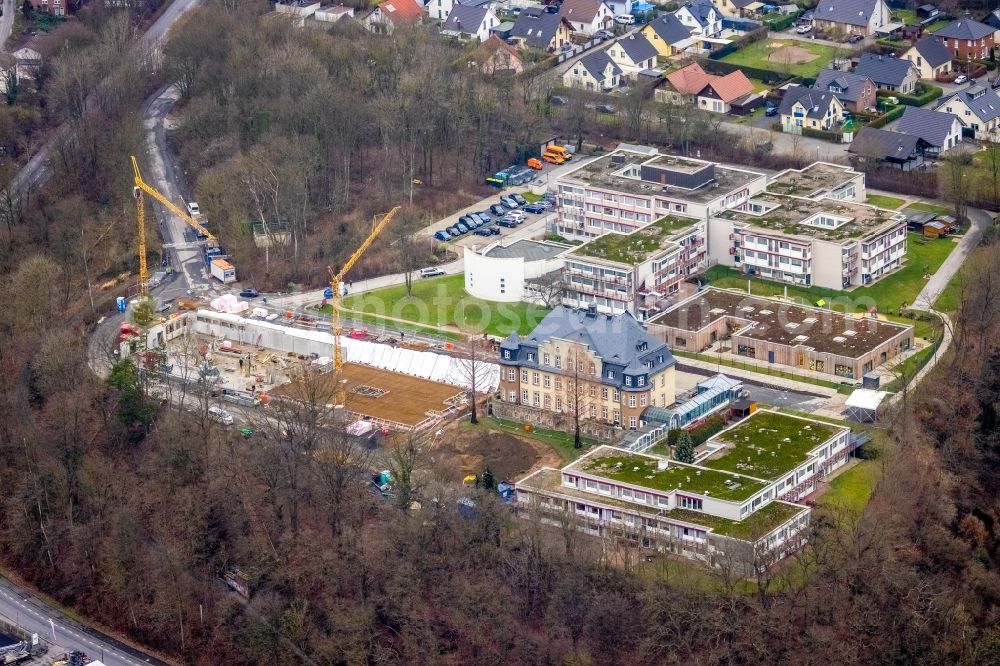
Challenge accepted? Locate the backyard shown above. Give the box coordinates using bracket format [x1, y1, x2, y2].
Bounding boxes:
[866, 194, 905, 210]
[701, 232, 957, 315]
[720, 39, 840, 78]
[336, 274, 550, 336]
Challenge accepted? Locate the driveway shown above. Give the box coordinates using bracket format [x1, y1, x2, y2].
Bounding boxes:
[912, 206, 992, 310]
[724, 118, 852, 162]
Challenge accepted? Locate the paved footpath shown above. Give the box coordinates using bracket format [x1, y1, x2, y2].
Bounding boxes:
[912, 207, 993, 310]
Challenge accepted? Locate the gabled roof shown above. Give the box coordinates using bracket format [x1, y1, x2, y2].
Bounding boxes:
[813, 69, 873, 103]
[988, 9, 1000, 30]
[704, 70, 754, 103]
[677, 0, 719, 28]
[559, 0, 609, 25]
[896, 106, 959, 148]
[778, 85, 840, 118]
[645, 13, 693, 45]
[814, 0, 884, 27]
[909, 36, 951, 69]
[848, 127, 921, 161]
[665, 62, 713, 95]
[616, 33, 658, 63]
[855, 53, 917, 87]
[442, 2, 492, 33]
[510, 7, 570, 49]
[941, 85, 1000, 123]
[932, 18, 996, 41]
[579, 49, 622, 81]
[477, 33, 523, 63]
[376, 0, 423, 25]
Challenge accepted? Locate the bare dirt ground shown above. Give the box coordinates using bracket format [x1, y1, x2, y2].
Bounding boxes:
[428, 423, 562, 483]
[767, 45, 817, 65]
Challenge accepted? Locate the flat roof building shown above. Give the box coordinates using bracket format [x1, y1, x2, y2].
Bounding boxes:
[553, 145, 767, 239]
[648, 287, 914, 379]
[708, 193, 908, 289]
[516, 409, 854, 569]
[561, 214, 707, 318]
[766, 162, 866, 202]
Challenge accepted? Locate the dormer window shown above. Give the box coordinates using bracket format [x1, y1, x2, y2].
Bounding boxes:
[527, 353, 535, 362]
[503, 350, 511, 359]
[638, 376, 645, 387]
[625, 376, 632, 387]
[607, 370, 615, 380]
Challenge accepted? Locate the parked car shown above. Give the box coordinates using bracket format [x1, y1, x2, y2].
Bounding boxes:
[455, 221, 471, 233]
[536, 200, 553, 209]
[460, 215, 479, 228]
[501, 195, 519, 209]
[614, 14, 635, 24]
[511, 193, 527, 206]
[474, 226, 493, 237]
[596, 103, 617, 114]
[506, 210, 526, 223]
[560, 43, 573, 52]
[420, 267, 446, 278]
[434, 230, 452, 241]
[208, 406, 234, 426]
[795, 24, 812, 34]
[550, 95, 568, 106]
[848, 33, 864, 43]
[447, 225, 463, 236]
[595, 29, 614, 40]
[239, 288, 260, 298]
[523, 202, 545, 214]
[488, 225, 501, 235]
[764, 102, 778, 116]
[526, 157, 543, 170]
[477, 211, 492, 222]
[497, 217, 518, 228]
[490, 203, 507, 216]
[954, 74, 968, 84]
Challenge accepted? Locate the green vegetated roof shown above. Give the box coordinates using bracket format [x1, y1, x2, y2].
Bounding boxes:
[668, 501, 807, 539]
[577, 451, 769, 502]
[574, 215, 698, 265]
[720, 194, 902, 242]
[701, 411, 842, 481]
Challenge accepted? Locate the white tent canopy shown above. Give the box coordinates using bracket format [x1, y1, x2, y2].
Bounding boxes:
[845, 389, 888, 422]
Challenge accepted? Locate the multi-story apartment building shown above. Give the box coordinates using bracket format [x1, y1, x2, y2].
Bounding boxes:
[553, 145, 767, 240]
[708, 193, 907, 289]
[561, 214, 707, 318]
[498, 306, 677, 430]
[516, 410, 853, 569]
[766, 162, 866, 203]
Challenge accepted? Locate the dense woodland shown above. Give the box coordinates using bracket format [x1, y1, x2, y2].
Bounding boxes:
[0, 1, 999, 664]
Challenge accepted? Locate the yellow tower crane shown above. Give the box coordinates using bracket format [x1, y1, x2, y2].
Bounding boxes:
[131, 155, 215, 298]
[327, 206, 399, 369]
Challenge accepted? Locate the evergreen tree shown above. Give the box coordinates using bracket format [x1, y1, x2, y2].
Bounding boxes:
[674, 429, 695, 464]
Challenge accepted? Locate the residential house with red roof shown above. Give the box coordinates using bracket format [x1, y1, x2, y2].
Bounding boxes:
[363, 0, 424, 33]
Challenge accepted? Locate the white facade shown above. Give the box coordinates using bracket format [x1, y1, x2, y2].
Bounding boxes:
[674, 2, 722, 37]
[463, 246, 526, 302]
[428, 0, 454, 21]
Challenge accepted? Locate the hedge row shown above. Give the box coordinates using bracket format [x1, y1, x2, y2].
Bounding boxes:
[867, 104, 906, 128]
[875, 84, 942, 107]
[707, 24, 768, 60]
[761, 10, 802, 32]
[803, 126, 843, 141]
[698, 57, 792, 85]
[665, 413, 728, 448]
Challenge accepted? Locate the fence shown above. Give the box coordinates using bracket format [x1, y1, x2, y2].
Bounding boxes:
[556, 34, 615, 64]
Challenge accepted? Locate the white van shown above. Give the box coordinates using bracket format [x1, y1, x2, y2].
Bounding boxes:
[614, 14, 635, 25]
[208, 405, 234, 425]
[186, 201, 201, 216]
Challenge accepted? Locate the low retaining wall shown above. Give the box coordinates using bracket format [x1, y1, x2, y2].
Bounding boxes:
[491, 401, 621, 444]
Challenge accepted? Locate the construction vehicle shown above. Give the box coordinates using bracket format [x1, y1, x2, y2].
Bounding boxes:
[542, 149, 566, 165]
[210, 257, 237, 283]
[327, 206, 399, 369]
[130, 156, 225, 297]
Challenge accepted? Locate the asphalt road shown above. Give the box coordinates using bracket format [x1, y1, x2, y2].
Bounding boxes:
[7, 0, 204, 201]
[912, 206, 993, 311]
[0, 0, 15, 52]
[0, 574, 168, 666]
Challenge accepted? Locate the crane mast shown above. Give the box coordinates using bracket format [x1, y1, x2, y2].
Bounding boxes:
[328, 206, 399, 369]
[130, 155, 216, 298]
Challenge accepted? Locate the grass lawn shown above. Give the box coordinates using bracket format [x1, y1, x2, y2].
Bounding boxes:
[720, 39, 838, 78]
[705, 411, 839, 481]
[924, 18, 950, 33]
[481, 416, 591, 463]
[905, 201, 950, 216]
[816, 460, 877, 513]
[891, 9, 918, 25]
[339, 274, 550, 336]
[521, 191, 542, 203]
[866, 194, 905, 210]
[701, 232, 957, 314]
[315, 306, 464, 340]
